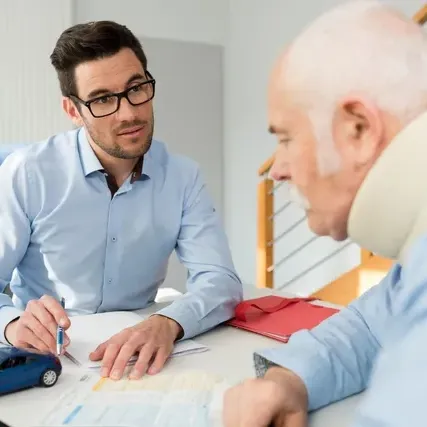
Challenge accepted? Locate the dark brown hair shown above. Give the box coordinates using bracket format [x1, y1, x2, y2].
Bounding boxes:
[50, 20, 148, 97]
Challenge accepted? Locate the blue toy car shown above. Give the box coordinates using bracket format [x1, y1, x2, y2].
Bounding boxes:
[0, 347, 62, 394]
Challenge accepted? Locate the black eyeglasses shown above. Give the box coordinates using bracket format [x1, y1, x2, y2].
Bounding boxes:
[69, 71, 156, 118]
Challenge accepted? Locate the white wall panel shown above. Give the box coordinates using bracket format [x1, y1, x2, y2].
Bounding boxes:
[0, 0, 73, 144]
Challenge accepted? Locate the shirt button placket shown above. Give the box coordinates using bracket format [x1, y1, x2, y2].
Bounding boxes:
[103, 198, 119, 307]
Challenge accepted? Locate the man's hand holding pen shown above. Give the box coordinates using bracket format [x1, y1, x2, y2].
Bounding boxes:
[4, 295, 71, 355]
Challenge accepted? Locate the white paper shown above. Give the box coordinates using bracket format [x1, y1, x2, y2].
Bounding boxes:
[39, 370, 229, 427]
[65, 311, 208, 369]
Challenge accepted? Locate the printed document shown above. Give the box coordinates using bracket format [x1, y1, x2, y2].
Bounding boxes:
[64, 311, 208, 369]
[39, 369, 228, 427]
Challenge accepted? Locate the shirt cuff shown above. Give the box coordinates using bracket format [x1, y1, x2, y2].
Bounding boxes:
[0, 305, 23, 345]
[253, 340, 332, 412]
[153, 304, 199, 340]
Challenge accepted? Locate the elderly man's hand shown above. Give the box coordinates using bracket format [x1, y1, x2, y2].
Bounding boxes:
[223, 367, 308, 427]
[89, 314, 182, 380]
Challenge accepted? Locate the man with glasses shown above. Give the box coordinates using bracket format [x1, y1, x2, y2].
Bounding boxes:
[0, 21, 242, 381]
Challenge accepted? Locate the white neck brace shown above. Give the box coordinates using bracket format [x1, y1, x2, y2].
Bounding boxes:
[347, 111, 427, 265]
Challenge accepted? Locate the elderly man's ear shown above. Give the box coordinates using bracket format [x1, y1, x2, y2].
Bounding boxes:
[334, 97, 384, 167]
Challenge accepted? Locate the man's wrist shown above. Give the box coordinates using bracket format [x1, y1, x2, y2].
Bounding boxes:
[264, 366, 308, 409]
[152, 314, 183, 341]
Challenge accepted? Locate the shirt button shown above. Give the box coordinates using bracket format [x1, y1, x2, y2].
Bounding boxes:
[112, 237, 117, 242]
[108, 278, 112, 284]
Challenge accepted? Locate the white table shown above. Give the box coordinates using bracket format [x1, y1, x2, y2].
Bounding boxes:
[0, 286, 361, 426]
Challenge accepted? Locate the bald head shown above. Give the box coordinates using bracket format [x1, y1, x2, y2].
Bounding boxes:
[268, 0, 427, 175]
[267, 0, 427, 240]
[281, 0, 427, 119]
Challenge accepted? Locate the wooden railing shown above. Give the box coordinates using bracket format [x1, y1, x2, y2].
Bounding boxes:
[414, 4, 427, 24]
[257, 159, 275, 288]
[256, 4, 427, 303]
[257, 177, 274, 287]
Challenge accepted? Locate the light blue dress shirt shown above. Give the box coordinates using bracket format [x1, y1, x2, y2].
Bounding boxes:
[0, 127, 242, 344]
[350, 322, 427, 427]
[350, 235, 427, 426]
[255, 234, 427, 423]
[0, 145, 27, 164]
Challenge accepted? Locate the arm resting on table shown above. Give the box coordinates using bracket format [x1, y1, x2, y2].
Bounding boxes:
[155, 166, 242, 340]
[254, 264, 402, 411]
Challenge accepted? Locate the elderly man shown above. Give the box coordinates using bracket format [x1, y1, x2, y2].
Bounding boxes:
[223, 1, 427, 426]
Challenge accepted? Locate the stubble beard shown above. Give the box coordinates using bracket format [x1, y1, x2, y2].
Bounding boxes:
[85, 116, 154, 160]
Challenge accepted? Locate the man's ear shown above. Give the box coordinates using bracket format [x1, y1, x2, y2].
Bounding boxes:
[333, 96, 384, 167]
[62, 97, 84, 127]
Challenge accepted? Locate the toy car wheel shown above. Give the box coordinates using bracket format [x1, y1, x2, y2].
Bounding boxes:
[40, 369, 58, 387]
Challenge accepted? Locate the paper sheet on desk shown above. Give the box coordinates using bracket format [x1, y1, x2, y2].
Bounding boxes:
[39, 370, 229, 427]
[65, 311, 208, 369]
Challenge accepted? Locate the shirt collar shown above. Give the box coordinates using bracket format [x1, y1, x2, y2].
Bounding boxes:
[140, 145, 155, 179]
[77, 128, 103, 177]
[77, 127, 155, 180]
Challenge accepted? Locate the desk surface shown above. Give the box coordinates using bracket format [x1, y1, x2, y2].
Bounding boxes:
[0, 286, 361, 427]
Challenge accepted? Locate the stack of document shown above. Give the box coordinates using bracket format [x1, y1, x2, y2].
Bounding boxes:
[64, 311, 208, 369]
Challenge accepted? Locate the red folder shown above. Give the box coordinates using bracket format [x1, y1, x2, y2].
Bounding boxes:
[227, 295, 339, 342]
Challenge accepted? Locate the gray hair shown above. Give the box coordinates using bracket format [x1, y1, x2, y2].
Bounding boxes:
[283, 0, 427, 174]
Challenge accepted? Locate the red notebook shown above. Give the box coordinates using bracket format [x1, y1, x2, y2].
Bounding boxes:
[227, 295, 339, 342]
